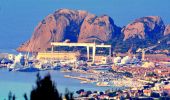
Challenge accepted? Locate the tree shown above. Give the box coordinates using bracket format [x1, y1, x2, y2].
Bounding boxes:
[30, 73, 62, 100]
[6, 91, 15, 100]
[64, 89, 74, 100]
[5, 73, 74, 100]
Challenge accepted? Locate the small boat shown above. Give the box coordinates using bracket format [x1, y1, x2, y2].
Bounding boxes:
[64, 75, 71, 78]
[53, 66, 61, 70]
[34, 62, 53, 70]
[52, 62, 61, 70]
[14, 66, 40, 72]
[96, 81, 110, 87]
[80, 81, 89, 84]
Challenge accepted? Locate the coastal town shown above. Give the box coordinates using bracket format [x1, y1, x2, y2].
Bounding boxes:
[0, 41, 170, 99]
[1, 0, 170, 99]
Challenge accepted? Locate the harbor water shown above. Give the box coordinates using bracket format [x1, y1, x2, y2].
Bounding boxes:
[0, 69, 120, 100]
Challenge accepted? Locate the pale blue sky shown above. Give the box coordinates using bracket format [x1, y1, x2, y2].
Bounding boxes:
[0, 0, 170, 50]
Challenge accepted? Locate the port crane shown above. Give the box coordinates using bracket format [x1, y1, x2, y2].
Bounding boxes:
[135, 36, 170, 61]
[136, 45, 158, 61]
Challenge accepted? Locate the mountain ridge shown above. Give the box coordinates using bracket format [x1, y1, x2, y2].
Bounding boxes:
[17, 9, 170, 53]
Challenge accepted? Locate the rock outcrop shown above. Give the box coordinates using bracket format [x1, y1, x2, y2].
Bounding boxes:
[78, 15, 120, 43]
[122, 16, 165, 42]
[17, 9, 120, 52]
[164, 24, 170, 36]
[17, 9, 89, 52]
[17, 8, 170, 53]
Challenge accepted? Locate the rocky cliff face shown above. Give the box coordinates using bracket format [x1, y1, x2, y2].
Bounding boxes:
[17, 9, 120, 52]
[164, 24, 170, 36]
[122, 16, 165, 42]
[17, 9, 89, 52]
[78, 15, 120, 43]
[17, 8, 170, 53]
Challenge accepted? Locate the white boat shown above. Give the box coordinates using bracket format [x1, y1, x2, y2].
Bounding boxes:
[96, 81, 110, 87]
[34, 61, 53, 70]
[80, 81, 89, 84]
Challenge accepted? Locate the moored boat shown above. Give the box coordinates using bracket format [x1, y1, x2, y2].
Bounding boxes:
[14, 66, 40, 72]
[96, 81, 110, 87]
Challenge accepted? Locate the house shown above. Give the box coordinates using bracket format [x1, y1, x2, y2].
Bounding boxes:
[143, 89, 152, 96]
[163, 84, 170, 96]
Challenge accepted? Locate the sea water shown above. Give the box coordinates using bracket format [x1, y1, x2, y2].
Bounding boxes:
[0, 69, 121, 100]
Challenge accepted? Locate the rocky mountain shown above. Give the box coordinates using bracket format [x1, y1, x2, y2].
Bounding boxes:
[17, 9, 170, 53]
[17, 9, 121, 52]
[17, 9, 89, 52]
[122, 16, 165, 41]
[78, 15, 121, 43]
[164, 25, 170, 36]
[116, 16, 166, 52]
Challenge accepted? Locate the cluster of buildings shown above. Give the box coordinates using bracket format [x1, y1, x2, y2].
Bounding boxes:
[0, 42, 170, 99]
[73, 69, 170, 100]
[37, 42, 112, 65]
[35, 42, 170, 67]
[75, 77, 170, 100]
[1, 42, 170, 68]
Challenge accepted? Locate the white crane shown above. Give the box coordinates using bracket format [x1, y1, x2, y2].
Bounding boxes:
[136, 45, 158, 61]
[136, 36, 169, 61]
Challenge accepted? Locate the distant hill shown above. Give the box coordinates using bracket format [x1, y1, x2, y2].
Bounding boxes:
[17, 9, 170, 53]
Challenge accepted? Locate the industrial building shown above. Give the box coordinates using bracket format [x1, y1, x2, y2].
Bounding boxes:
[36, 42, 112, 64]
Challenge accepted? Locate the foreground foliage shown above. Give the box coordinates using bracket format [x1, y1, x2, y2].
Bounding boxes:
[6, 73, 74, 100]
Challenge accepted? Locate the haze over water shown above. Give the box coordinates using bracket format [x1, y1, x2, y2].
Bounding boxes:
[0, 0, 170, 51]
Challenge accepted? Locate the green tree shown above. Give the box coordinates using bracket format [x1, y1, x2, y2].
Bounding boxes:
[5, 73, 74, 100]
[30, 73, 62, 100]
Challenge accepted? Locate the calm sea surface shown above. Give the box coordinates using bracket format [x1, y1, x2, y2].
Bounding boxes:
[0, 69, 121, 100]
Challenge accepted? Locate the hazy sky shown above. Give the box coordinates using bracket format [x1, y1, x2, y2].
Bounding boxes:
[0, 0, 170, 50]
